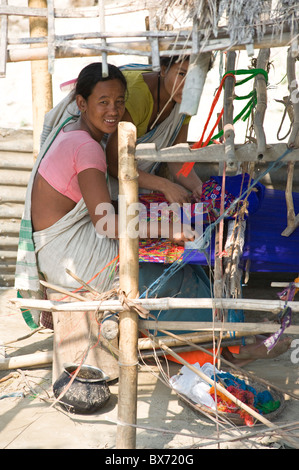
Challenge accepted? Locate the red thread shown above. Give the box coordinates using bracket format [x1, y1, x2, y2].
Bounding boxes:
[177, 73, 235, 178]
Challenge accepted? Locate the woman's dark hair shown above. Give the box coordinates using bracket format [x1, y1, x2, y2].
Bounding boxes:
[160, 55, 190, 73]
[160, 53, 213, 73]
[73, 62, 127, 101]
[160, 55, 182, 68]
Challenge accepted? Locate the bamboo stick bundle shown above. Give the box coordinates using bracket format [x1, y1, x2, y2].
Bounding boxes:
[223, 218, 247, 299]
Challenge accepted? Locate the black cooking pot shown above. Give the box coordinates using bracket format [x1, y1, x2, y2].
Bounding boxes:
[53, 363, 111, 414]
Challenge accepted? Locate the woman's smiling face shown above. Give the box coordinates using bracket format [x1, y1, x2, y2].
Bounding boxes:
[77, 79, 126, 137]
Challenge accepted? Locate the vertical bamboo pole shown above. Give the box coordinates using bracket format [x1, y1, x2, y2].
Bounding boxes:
[223, 50, 236, 171]
[287, 47, 299, 148]
[148, 9, 160, 72]
[0, 0, 8, 77]
[214, 52, 236, 316]
[116, 122, 139, 449]
[281, 47, 299, 236]
[47, 0, 55, 74]
[253, 48, 270, 159]
[29, 0, 53, 159]
[98, 0, 108, 77]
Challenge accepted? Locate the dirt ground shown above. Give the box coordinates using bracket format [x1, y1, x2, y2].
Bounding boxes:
[1, 271, 299, 451]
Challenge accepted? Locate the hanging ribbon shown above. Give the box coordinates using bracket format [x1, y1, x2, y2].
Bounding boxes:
[177, 68, 268, 178]
[263, 278, 299, 352]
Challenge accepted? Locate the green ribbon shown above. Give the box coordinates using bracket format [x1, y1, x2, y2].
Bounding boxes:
[209, 68, 268, 144]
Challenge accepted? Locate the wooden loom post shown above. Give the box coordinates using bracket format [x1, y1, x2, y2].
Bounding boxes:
[281, 47, 299, 236]
[116, 122, 139, 449]
[253, 48, 270, 159]
[0, 0, 8, 77]
[29, 0, 53, 159]
[214, 51, 236, 326]
[223, 50, 236, 171]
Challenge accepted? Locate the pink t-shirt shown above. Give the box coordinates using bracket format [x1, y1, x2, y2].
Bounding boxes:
[38, 129, 107, 202]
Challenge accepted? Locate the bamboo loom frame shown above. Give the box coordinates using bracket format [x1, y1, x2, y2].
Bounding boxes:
[1, 3, 299, 72]
[10, 122, 299, 449]
[3, 1, 299, 450]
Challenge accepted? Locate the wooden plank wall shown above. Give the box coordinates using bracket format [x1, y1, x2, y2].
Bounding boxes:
[0, 128, 33, 287]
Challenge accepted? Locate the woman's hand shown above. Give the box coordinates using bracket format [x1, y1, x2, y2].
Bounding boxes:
[191, 182, 203, 202]
[168, 222, 198, 246]
[162, 179, 191, 205]
[167, 163, 203, 202]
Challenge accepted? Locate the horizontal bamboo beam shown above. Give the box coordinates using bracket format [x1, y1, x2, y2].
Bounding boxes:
[5, 29, 298, 64]
[0, 351, 53, 370]
[138, 330, 254, 350]
[0, 337, 244, 371]
[0, 338, 240, 370]
[135, 142, 299, 163]
[10, 296, 299, 314]
[9, 31, 191, 44]
[0, 4, 146, 18]
[140, 320, 299, 335]
[271, 282, 299, 288]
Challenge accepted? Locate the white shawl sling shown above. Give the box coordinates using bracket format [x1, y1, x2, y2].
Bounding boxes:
[14, 95, 118, 327]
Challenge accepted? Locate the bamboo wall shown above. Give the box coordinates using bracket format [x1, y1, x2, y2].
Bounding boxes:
[0, 128, 33, 287]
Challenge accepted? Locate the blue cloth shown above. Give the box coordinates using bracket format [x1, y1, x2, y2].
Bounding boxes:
[183, 188, 299, 272]
[210, 173, 265, 216]
[139, 263, 213, 335]
[212, 371, 275, 409]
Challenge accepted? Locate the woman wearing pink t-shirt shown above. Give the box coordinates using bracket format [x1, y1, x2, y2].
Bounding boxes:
[29, 62, 194, 294]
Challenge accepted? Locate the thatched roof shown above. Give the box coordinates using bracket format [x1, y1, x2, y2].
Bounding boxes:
[147, 0, 298, 47]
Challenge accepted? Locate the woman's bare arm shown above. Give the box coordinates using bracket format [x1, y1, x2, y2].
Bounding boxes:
[106, 115, 192, 204]
[78, 167, 196, 243]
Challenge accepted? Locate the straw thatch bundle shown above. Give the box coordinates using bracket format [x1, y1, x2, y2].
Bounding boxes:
[146, 0, 299, 47]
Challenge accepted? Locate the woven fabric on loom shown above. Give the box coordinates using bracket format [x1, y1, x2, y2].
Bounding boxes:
[138, 192, 184, 263]
[138, 181, 241, 263]
[139, 238, 184, 263]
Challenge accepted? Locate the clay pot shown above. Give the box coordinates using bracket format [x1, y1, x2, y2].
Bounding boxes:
[53, 363, 111, 414]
